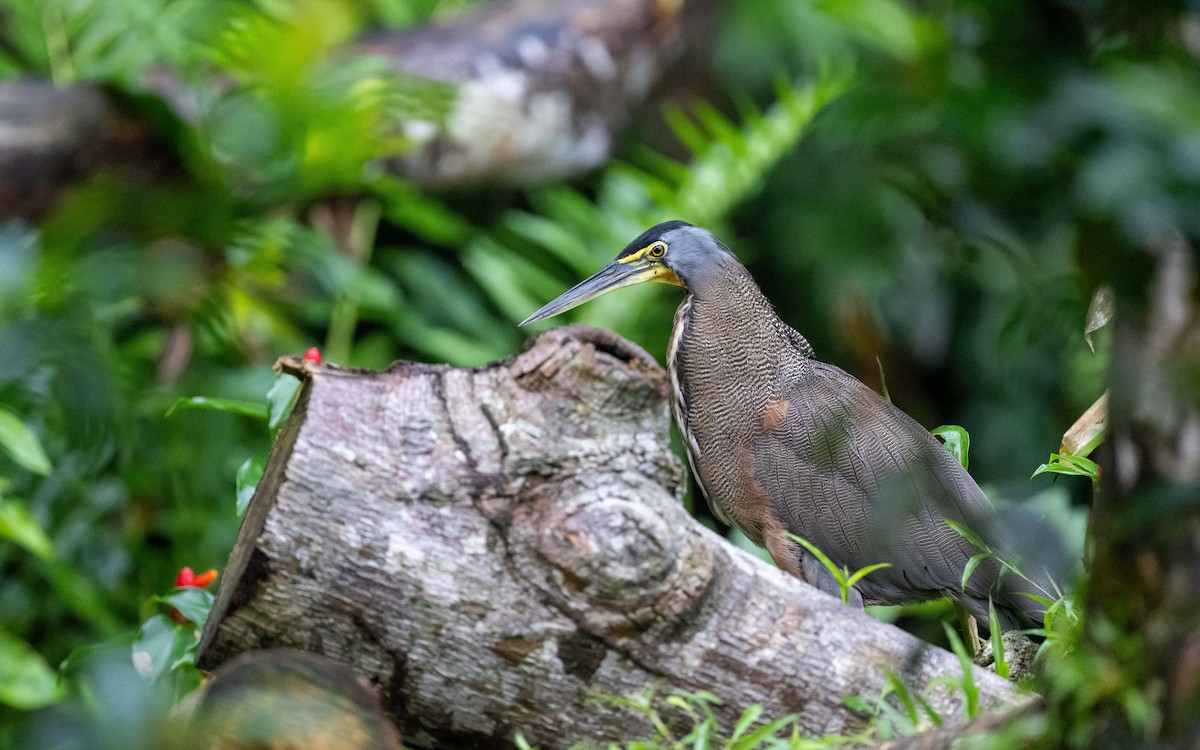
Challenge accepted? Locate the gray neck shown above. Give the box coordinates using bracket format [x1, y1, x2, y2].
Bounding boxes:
[679, 250, 750, 299]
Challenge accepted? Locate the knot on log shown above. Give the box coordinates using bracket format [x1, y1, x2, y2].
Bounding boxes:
[517, 482, 714, 634]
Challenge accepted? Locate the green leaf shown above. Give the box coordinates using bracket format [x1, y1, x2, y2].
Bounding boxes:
[665, 694, 692, 712]
[788, 533, 849, 599]
[0, 407, 52, 475]
[882, 669, 918, 724]
[377, 178, 473, 247]
[730, 703, 763, 741]
[0, 629, 64, 709]
[463, 238, 555, 324]
[0, 500, 54, 560]
[694, 100, 743, 144]
[932, 425, 970, 470]
[236, 455, 266, 517]
[988, 601, 1009, 680]
[842, 694, 874, 715]
[735, 713, 798, 745]
[1020, 592, 1055, 608]
[846, 562, 892, 588]
[154, 588, 215, 626]
[788, 534, 838, 578]
[688, 689, 721, 705]
[513, 732, 536, 750]
[940, 622, 979, 719]
[0, 502, 121, 632]
[131, 614, 195, 684]
[1032, 453, 1099, 480]
[912, 688, 943, 728]
[960, 552, 989, 592]
[944, 519, 990, 553]
[165, 396, 269, 420]
[670, 73, 853, 226]
[813, 0, 921, 60]
[267, 374, 303, 432]
[689, 716, 713, 750]
[876, 699, 915, 737]
[665, 105, 711, 155]
[499, 212, 596, 275]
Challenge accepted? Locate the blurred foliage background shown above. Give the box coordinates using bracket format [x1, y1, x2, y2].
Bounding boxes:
[2, 0, 1197, 745]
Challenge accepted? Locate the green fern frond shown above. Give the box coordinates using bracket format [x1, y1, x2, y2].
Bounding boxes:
[21, 0, 216, 84]
[204, 1, 455, 196]
[658, 73, 853, 227]
[486, 74, 853, 334]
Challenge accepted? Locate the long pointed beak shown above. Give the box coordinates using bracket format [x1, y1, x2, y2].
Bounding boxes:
[520, 259, 660, 326]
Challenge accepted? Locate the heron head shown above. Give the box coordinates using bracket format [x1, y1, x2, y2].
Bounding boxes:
[520, 221, 732, 326]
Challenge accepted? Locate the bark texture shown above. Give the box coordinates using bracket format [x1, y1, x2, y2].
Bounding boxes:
[197, 325, 1022, 749]
[360, 0, 712, 188]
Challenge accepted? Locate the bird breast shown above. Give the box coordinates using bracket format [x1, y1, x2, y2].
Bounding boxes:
[666, 289, 800, 543]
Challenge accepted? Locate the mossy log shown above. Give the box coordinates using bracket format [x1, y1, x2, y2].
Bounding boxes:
[196, 325, 1024, 749]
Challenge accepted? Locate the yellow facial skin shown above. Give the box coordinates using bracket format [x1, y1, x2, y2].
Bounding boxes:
[618, 242, 683, 287]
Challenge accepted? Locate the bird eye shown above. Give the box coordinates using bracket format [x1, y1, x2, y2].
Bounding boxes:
[647, 242, 667, 259]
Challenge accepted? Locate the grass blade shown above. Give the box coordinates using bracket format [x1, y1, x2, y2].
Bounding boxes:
[165, 397, 269, 420]
[960, 552, 989, 592]
[988, 601, 1009, 680]
[940, 622, 979, 718]
[846, 562, 892, 588]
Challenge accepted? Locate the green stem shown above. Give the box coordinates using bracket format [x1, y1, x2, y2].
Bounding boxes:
[42, 3, 74, 85]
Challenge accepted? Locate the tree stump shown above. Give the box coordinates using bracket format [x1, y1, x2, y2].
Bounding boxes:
[197, 325, 1024, 748]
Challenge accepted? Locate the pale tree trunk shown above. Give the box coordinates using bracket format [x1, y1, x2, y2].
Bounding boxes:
[197, 325, 1023, 749]
[0, 0, 713, 220]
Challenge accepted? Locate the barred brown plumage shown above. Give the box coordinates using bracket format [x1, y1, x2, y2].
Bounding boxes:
[522, 220, 1053, 631]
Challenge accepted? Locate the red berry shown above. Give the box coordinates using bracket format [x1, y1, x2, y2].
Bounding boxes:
[303, 347, 322, 364]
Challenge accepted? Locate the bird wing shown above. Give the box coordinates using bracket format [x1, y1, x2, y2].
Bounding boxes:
[750, 357, 1009, 607]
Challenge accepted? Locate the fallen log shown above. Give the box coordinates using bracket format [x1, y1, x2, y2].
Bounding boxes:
[1, 0, 713, 220]
[197, 325, 1025, 748]
[359, 0, 713, 188]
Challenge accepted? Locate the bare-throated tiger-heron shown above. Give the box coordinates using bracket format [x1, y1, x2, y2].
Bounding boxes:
[522, 221, 1051, 630]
